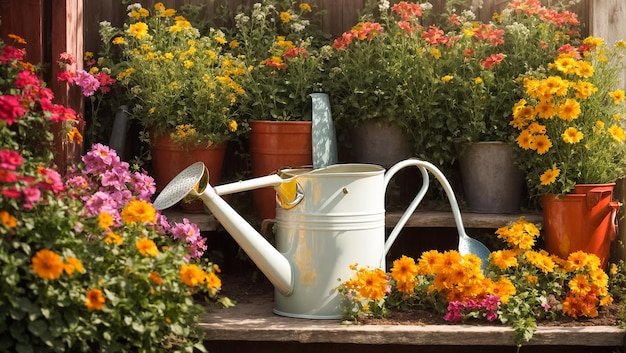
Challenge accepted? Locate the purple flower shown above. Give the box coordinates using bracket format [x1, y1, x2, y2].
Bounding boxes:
[170, 219, 206, 259]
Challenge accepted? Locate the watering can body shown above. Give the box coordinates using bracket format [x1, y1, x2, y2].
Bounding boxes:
[273, 164, 388, 318]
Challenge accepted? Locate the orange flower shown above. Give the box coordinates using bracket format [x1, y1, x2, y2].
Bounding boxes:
[64, 256, 85, 275]
[32, 249, 64, 280]
[135, 237, 159, 257]
[85, 289, 106, 310]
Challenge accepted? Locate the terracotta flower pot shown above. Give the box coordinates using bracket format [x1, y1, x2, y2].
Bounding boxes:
[249, 120, 312, 220]
[150, 132, 227, 213]
[542, 184, 620, 269]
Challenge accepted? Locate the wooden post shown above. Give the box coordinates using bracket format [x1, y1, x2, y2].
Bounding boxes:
[50, 0, 85, 174]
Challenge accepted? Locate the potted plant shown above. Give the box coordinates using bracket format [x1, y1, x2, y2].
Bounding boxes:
[440, 0, 582, 212]
[511, 36, 626, 268]
[96, 2, 249, 202]
[0, 35, 224, 352]
[329, 1, 435, 168]
[229, 0, 331, 220]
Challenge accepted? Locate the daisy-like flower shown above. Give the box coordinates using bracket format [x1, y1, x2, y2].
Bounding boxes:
[31, 249, 64, 280]
[540, 165, 560, 185]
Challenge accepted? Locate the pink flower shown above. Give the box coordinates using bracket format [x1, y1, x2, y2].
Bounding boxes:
[0, 150, 25, 170]
[391, 1, 422, 21]
[22, 186, 41, 204]
[14, 70, 41, 89]
[74, 69, 100, 97]
[58, 52, 76, 65]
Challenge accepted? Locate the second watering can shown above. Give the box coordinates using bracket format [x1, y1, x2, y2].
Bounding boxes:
[153, 159, 489, 319]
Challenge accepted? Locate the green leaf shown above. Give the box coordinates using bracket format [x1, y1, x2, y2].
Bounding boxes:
[27, 319, 47, 336]
[15, 343, 33, 353]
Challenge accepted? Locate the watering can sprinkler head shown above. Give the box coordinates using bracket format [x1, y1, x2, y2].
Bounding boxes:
[153, 162, 209, 210]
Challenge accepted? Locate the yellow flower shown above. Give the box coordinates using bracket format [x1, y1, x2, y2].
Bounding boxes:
[85, 289, 106, 310]
[609, 89, 625, 104]
[490, 277, 516, 303]
[568, 274, 591, 295]
[104, 231, 123, 245]
[516, 130, 533, 150]
[531, 134, 552, 154]
[229, 40, 239, 48]
[535, 100, 556, 118]
[540, 165, 560, 185]
[489, 250, 518, 270]
[32, 249, 64, 280]
[206, 271, 222, 296]
[67, 127, 83, 144]
[112, 36, 125, 45]
[128, 22, 149, 39]
[299, 3, 312, 12]
[474, 77, 483, 84]
[356, 267, 388, 301]
[135, 237, 159, 257]
[228, 120, 238, 132]
[608, 125, 626, 143]
[280, 11, 292, 23]
[391, 255, 418, 285]
[64, 257, 85, 275]
[121, 199, 157, 224]
[561, 127, 584, 144]
[557, 98, 581, 121]
[429, 48, 441, 59]
[98, 211, 114, 230]
[441, 75, 453, 83]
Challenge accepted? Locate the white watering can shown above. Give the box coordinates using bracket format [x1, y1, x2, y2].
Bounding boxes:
[153, 159, 490, 319]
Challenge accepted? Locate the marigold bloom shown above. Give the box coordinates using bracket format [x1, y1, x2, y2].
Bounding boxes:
[32, 249, 64, 280]
[104, 231, 123, 245]
[121, 199, 157, 224]
[85, 289, 106, 310]
[539, 165, 560, 185]
[206, 271, 222, 296]
[489, 249, 518, 270]
[391, 255, 418, 289]
[149, 271, 163, 286]
[0, 210, 17, 228]
[356, 268, 389, 301]
[180, 264, 207, 287]
[516, 130, 533, 150]
[135, 237, 159, 257]
[98, 211, 114, 230]
[608, 125, 626, 143]
[64, 257, 85, 275]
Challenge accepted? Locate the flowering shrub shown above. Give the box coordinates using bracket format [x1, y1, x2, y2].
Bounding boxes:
[510, 36, 626, 195]
[337, 217, 614, 346]
[231, 0, 331, 121]
[0, 35, 224, 352]
[99, 2, 248, 146]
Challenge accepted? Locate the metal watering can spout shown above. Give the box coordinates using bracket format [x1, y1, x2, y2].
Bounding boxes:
[152, 162, 297, 295]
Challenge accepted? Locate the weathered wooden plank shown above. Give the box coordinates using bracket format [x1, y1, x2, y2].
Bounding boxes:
[386, 210, 542, 229]
[200, 301, 625, 346]
[0, 0, 44, 64]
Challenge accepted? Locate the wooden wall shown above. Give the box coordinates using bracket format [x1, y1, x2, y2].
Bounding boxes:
[82, 0, 592, 56]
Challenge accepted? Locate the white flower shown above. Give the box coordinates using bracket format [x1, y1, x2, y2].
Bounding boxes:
[291, 23, 305, 32]
[378, 0, 390, 12]
[126, 3, 142, 11]
[420, 2, 433, 11]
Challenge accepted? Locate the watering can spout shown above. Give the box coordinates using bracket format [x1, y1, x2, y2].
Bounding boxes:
[153, 162, 294, 295]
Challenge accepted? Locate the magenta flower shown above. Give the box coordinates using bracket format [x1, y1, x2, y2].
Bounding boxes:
[0, 95, 25, 125]
[0, 150, 24, 170]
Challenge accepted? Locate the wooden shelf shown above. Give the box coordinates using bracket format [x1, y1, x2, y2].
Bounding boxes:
[161, 207, 218, 231]
[386, 210, 543, 229]
[162, 208, 542, 232]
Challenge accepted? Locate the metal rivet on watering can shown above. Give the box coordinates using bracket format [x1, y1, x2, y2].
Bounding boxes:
[342, 187, 349, 194]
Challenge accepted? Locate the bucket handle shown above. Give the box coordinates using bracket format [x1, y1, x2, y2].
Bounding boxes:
[585, 186, 614, 210]
[382, 160, 432, 256]
[609, 201, 620, 241]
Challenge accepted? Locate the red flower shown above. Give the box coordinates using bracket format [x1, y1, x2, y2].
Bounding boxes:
[481, 53, 506, 69]
[0, 95, 24, 125]
[422, 26, 449, 46]
[0, 150, 23, 170]
[0, 45, 25, 63]
[391, 1, 422, 21]
[14, 70, 41, 89]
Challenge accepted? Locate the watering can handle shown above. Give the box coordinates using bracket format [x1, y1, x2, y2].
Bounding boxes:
[382, 159, 468, 256]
